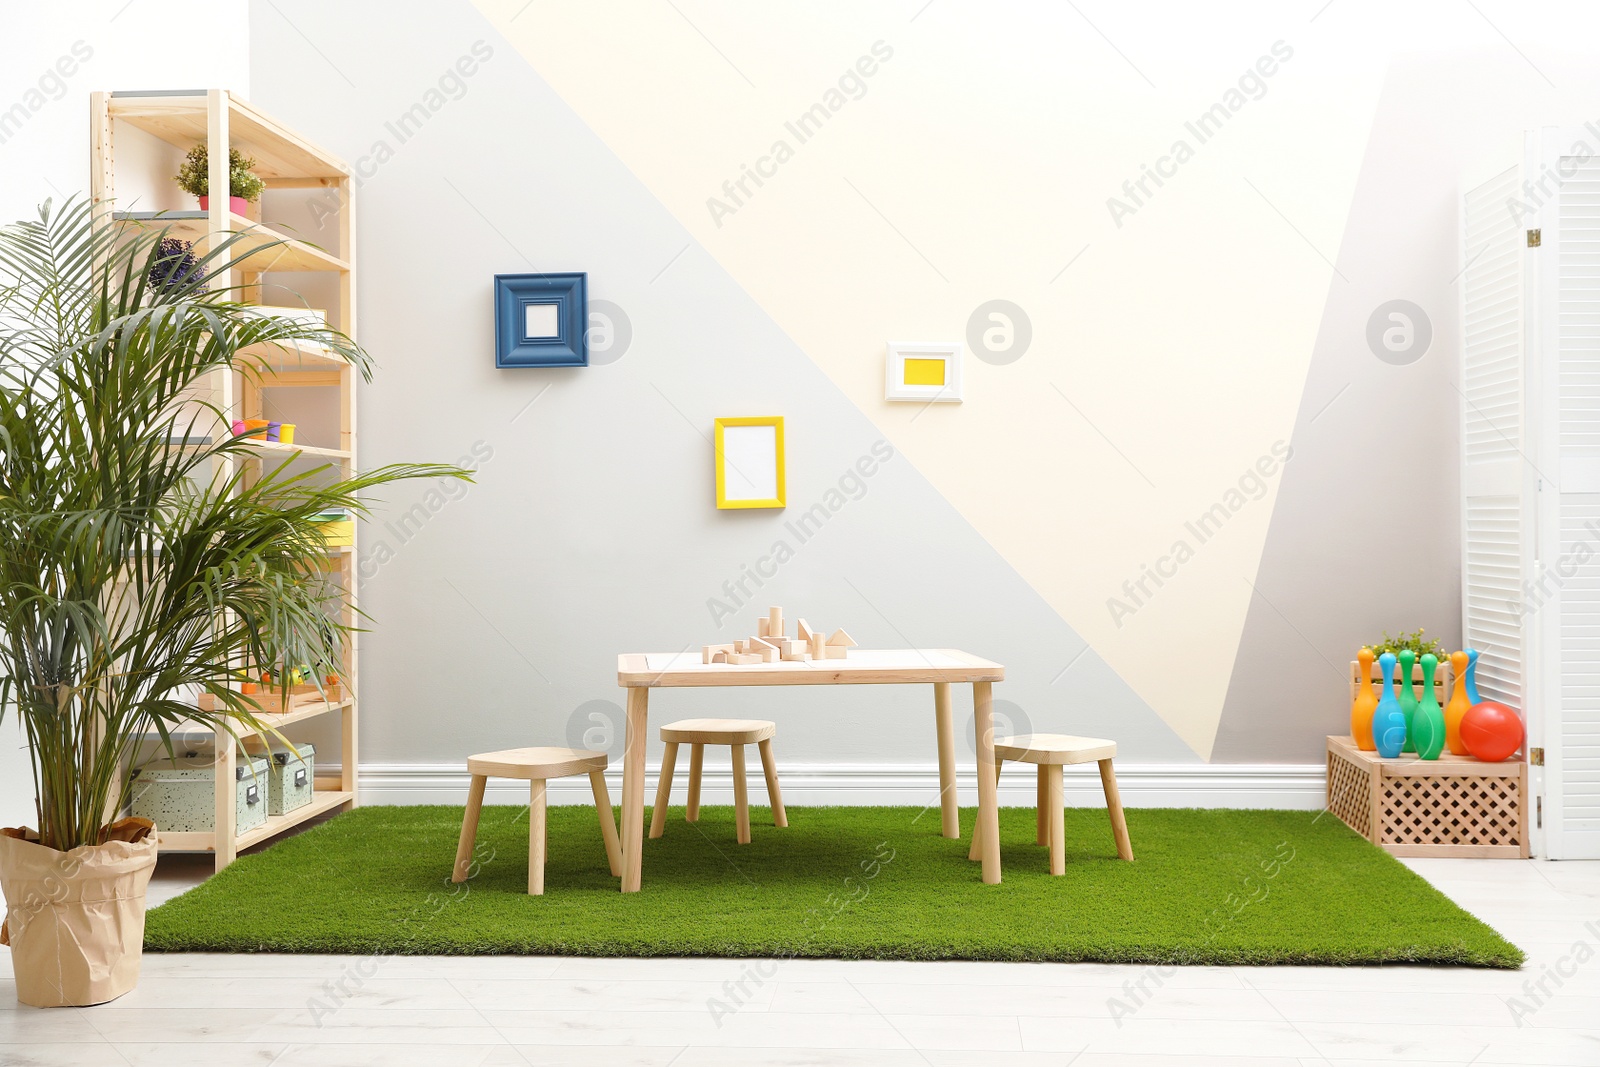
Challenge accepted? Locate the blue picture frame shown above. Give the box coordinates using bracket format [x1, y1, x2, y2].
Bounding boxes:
[494, 273, 588, 368]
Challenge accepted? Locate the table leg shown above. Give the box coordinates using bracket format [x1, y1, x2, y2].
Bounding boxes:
[620, 686, 649, 892]
[973, 681, 1001, 884]
[934, 682, 959, 838]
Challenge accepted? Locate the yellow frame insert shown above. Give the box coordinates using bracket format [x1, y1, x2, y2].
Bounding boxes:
[714, 416, 786, 510]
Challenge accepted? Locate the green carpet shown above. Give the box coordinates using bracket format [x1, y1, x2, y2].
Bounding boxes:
[144, 805, 1523, 967]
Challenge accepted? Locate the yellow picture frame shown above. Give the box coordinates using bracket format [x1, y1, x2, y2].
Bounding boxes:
[714, 416, 786, 510]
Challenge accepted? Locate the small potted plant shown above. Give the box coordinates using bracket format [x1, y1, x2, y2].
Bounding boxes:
[174, 143, 264, 216]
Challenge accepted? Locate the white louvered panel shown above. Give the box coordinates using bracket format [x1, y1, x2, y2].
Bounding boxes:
[1559, 498, 1600, 832]
[1560, 165, 1600, 453]
[1463, 167, 1523, 461]
[1464, 497, 1523, 708]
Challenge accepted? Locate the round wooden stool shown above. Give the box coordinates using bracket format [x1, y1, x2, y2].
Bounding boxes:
[453, 746, 622, 895]
[650, 719, 786, 844]
[969, 733, 1133, 873]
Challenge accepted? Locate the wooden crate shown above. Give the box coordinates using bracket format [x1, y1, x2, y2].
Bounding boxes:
[1325, 735, 1529, 858]
[1349, 657, 1452, 704]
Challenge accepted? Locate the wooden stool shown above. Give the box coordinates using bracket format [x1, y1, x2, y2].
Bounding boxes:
[969, 734, 1133, 873]
[650, 719, 786, 844]
[453, 746, 623, 895]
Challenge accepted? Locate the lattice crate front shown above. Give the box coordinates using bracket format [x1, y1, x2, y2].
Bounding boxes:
[1325, 736, 1529, 858]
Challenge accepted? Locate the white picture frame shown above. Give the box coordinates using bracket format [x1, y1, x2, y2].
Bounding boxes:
[885, 341, 963, 402]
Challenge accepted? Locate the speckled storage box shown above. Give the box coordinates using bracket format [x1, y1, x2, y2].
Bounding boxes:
[257, 739, 315, 815]
[130, 752, 270, 836]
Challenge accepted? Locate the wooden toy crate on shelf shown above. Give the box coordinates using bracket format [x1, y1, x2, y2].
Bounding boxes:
[1324, 735, 1529, 858]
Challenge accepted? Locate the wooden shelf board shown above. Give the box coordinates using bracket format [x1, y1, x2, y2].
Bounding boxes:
[237, 438, 352, 460]
[113, 211, 349, 273]
[134, 697, 354, 738]
[241, 338, 352, 373]
[155, 789, 355, 853]
[236, 789, 354, 850]
[107, 91, 349, 180]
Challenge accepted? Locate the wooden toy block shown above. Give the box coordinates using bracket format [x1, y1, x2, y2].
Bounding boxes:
[757, 617, 771, 638]
[827, 628, 857, 648]
[824, 645, 848, 659]
[703, 643, 735, 664]
[711, 651, 730, 663]
[780, 647, 809, 661]
[768, 606, 784, 639]
[809, 632, 826, 659]
[749, 636, 779, 663]
[726, 653, 761, 665]
[797, 619, 815, 643]
[779, 639, 803, 656]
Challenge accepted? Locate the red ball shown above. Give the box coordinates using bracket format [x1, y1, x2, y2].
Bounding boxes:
[1461, 701, 1524, 762]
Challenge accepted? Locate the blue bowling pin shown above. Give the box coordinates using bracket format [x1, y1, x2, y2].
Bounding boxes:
[1372, 652, 1408, 758]
[1464, 648, 1482, 706]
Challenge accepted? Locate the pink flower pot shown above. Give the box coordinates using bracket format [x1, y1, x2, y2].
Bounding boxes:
[198, 195, 252, 216]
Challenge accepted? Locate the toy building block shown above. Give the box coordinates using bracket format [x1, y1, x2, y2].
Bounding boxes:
[780, 646, 809, 661]
[809, 632, 827, 659]
[726, 653, 761, 665]
[779, 639, 804, 656]
[827, 628, 856, 648]
[703, 643, 735, 664]
[768, 606, 784, 640]
[797, 619, 815, 643]
[824, 645, 849, 659]
[757, 616, 771, 638]
[749, 636, 779, 663]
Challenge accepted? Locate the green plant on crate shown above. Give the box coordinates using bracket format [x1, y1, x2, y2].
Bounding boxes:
[1368, 628, 1444, 660]
[174, 143, 265, 202]
[0, 197, 468, 1005]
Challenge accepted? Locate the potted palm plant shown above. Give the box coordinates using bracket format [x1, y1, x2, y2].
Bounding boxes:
[0, 198, 464, 1007]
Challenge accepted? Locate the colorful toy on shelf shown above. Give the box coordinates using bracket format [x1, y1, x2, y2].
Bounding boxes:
[1445, 650, 1471, 755]
[266, 421, 282, 442]
[1351, 647, 1378, 750]
[1396, 649, 1418, 753]
[1412, 653, 1446, 760]
[1464, 648, 1482, 705]
[1461, 700, 1523, 762]
[702, 606, 857, 666]
[1372, 652, 1408, 758]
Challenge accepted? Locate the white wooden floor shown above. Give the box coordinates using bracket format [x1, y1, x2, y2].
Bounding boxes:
[2, 853, 1597, 1066]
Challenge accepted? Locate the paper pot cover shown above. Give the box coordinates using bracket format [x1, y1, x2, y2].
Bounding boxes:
[0, 818, 157, 1007]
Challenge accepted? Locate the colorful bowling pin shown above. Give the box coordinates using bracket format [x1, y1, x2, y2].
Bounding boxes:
[1352, 647, 1378, 750]
[1373, 652, 1408, 758]
[1445, 650, 1471, 755]
[1397, 649, 1418, 753]
[1413, 653, 1446, 760]
[1464, 648, 1482, 706]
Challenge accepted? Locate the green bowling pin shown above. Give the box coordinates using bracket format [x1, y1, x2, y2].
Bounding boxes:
[1412, 653, 1446, 759]
[1397, 649, 1418, 753]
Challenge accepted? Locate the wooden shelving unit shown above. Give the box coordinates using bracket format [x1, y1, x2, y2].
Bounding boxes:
[92, 89, 360, 871]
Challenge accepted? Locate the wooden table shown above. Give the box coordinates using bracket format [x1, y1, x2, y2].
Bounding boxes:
[616, 649, 1007, 891]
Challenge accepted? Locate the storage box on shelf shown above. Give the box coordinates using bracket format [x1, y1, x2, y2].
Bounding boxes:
[1324, 735, 1529, 858]
[132, 753, 271, 837]
[244, 738, 317, 816]
[94, 88, 360, 870]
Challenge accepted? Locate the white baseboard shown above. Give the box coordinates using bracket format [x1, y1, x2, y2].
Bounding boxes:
[350, 762, 1327, 810]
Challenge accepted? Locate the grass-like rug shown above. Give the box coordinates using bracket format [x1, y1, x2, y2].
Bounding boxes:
[144, 805, 1523, 967]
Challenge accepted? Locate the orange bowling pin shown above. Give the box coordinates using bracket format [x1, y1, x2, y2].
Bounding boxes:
[1352, 647, 1378, 750]
[1445, 650, 1471, 755]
